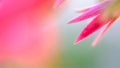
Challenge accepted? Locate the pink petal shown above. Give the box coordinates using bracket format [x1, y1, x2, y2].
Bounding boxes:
[74, 14, 110, 44]
[76, 1, 109, 13]
[92, 17, 119, 46]
[53, 0, 65, 9]
[68, 0, 110, 23]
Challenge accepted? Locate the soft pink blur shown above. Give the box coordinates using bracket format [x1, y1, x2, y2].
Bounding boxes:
[0, 0, 61, 68]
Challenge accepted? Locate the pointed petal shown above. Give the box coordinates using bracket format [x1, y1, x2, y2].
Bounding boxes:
[74, 14, 110, 44]
[76, 8, 90, 13]
[68, 1, 110, 23]
[76, 1, 109, 13]
[92, 17, 119, 46]
[68, 10, 100, 24]
[53, 0, 65, 9]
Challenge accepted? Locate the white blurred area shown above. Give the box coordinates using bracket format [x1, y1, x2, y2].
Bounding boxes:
[60, 0, 120, 68]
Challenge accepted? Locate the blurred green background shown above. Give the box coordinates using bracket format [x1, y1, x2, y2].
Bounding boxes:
[58, 0, 120, 68]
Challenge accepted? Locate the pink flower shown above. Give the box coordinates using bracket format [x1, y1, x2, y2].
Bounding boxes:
[69, 0, 120, 46]
[0, 0, 63, 67]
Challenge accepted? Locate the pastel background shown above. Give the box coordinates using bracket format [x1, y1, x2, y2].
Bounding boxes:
[0, 0, 120, 68]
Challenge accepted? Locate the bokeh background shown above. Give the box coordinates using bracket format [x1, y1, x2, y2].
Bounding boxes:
[59, 0, 120, 68]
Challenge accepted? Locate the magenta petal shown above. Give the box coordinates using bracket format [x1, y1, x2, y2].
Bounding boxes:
[74, 14, 110, 44]
[68, 1, 110, 23]
[76, 0, 110, 13]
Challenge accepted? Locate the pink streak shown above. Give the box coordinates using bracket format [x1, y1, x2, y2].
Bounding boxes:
[53, 0, 65, 9]
[92, 17, 119, 46]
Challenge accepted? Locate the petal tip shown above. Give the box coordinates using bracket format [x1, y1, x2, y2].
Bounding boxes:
[68, 20, 75, 24]
[92, 42, 97, 47]
[68, 18, 80, 24]
[74, 36, 84, 45]
[74, 40, 79, 45]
